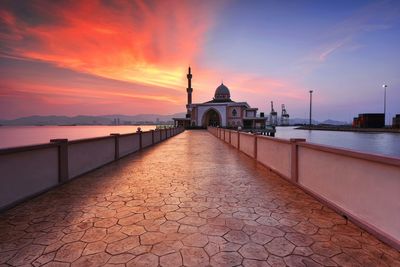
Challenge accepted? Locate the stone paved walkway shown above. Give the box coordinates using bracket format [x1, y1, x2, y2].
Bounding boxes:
[1, 131, 399, 267]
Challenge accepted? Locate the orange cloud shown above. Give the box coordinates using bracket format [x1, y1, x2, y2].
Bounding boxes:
[0, 0, 218, 89]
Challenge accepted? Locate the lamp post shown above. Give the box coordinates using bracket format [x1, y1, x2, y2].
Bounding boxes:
[382, 84, 387, 126]
[309, 90, 313, 127]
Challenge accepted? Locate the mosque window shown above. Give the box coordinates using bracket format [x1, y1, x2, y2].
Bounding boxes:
[232, 109, 237, 117]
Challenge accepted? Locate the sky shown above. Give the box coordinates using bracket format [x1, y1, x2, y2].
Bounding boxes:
[0, 0, 399, 122]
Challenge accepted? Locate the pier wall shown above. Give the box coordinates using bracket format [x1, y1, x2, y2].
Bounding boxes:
[0, 127, 185, 211]
[209, 127, 400, 250]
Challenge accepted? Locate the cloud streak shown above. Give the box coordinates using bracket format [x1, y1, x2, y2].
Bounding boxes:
[0, 0, 218, 88]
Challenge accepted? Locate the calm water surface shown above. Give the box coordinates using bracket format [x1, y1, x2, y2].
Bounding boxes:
[276, 126, 400, 158]
[1, 125, 399, 158]
[0, 125, 156, 149]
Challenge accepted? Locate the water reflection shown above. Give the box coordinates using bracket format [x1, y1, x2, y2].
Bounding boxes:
[275, 127, 400, 158]
[0, 125, 156, 149]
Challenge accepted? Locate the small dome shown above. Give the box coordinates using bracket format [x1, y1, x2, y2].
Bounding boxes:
[214, 83, 231, 100]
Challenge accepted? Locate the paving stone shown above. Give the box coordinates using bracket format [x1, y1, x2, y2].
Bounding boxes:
[94, 218, 118, 228]
[285, 232, 314, 246]
[159, 220, 180, 233]
[293, 221, 319, 235]
[257, 225, 285, 237]
[204, 242, 220, 256]
[331, 234, 361, 248]
[256, 216, 279, 226]
[55, 241, 86, 262]
[82, 241, 107, 255]
[62, 231, 84, 243]
[160, 252, 182, 267]
[332, 253, 362, 267]
[267, 255, 285, 267]
[311, 254, 338, 266]
[33, 232, 64, 246]
[121, 225, 146, 235]
[32, 251, 55, 266]
[182, 233, 208, 247]
[140, 231, 166, 245]
[151, 240, 182, 256]
[108, 253, 136, 264]
[127, 253, 158, 267]
[211, 251, 243, 266]
[311, 241, 342, 257]
[81, 227, 106, 242]
[250, 232, 274, 245]
[199, 224, 229, 236]
[243, 258, 272, 267]
[7, 244, 44, 266]
[181, 247, 209, 267]
[118, 214, 144, 226]
[220, 242, 242, 252]
[106, 236, 140, 255]
[293, 246, 313, 256]
[71, 252, 110, 267]
[239, 242, 269, 260]
[265, 237, 295, 257]
[224, 230, 250, 244]
[165, 211, 185, 221]
[284, 255, 323, 267]
[178, 216, 207, 226]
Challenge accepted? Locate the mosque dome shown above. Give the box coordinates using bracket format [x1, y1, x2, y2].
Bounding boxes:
[214, 83, 231, 100]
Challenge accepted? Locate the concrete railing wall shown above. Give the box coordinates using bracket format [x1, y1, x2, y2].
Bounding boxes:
[119, 134, 140, 157]
[154, 130, 161, 143]
[257, 137, 292, 179]
[142, 131, 153, 148]
[0, 146, 59, 211]
[0, 127, 185, 211]
[68, 137, 115, 178]
[239, 133, 255, 158]
[231, 131, 239, 148]
[208, 127, 400, 250]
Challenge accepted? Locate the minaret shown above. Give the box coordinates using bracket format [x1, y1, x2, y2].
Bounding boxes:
[186, 66, 193, 118]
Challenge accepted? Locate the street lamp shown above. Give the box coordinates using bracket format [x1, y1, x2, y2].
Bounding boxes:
[382, 84, 387, 126]
[309, 90, 313, 127]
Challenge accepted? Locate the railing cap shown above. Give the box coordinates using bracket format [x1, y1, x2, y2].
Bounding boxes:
[50, 139, 68, 143]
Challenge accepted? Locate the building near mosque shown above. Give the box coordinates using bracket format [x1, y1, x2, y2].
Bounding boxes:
[173, 67, 267, 129]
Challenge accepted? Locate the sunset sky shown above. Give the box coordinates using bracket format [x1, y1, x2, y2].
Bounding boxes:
[1, 0, 399, 122]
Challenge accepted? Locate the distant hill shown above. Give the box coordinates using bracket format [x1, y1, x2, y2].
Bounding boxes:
[289, 118, 320, 125]
[0, 113, 186, 126]
[289, 118, 349, 126]
[320, 119, 350, 126]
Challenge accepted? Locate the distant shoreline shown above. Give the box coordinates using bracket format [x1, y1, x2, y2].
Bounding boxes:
[296, 125, 400, 134]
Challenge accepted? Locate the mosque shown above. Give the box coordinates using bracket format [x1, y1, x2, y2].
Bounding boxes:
[173, 67, 267, 129]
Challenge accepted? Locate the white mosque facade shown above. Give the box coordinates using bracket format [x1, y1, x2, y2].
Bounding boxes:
[173, 67, 267, 129]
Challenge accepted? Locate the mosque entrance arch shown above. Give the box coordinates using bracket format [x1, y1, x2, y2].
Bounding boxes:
[202, 108, 222, 127]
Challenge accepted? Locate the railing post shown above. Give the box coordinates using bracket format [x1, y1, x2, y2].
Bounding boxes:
[254, 134, 258, 159]
[137, 127, 142, 150]
[290, 138, 306, 183]
[110, 133, 120, 160]
[50, 139, 69, 183]
[237, 130, 240, 150]
[151, 130, 154, 144]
